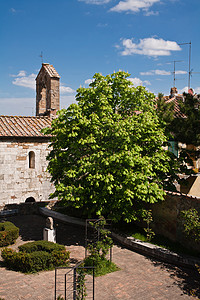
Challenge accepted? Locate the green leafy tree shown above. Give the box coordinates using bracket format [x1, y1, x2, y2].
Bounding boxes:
[43, 71, 187, 222]
[156, 93, 175, 136]
[172, 93, 200, 146]
[181, 208, 200, 242]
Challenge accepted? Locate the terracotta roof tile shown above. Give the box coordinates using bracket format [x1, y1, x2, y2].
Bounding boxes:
[165, 96, 187, 118]
[43, 63, 60, 78]
[0, 116, 52, 137]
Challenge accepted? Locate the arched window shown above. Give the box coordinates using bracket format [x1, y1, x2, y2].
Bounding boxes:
[29, 151, 35, 169]
[25, 197, 35, 203]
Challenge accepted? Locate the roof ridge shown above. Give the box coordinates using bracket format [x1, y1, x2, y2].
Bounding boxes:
[0, 115, 50, 119]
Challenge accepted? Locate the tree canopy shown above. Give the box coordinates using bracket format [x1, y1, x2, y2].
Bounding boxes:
[172, 93, 200, 146]
[43, 71, 186, 222]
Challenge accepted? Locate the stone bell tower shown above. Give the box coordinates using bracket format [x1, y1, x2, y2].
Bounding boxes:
[36, 63, 60, 117]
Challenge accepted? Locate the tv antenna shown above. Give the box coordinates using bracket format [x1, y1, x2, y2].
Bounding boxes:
[170, 60, 183, 87]
[39, 51, 43, 64]
[178, 42, 191, 90]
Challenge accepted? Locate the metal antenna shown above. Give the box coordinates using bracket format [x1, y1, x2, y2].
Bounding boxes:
[167, 60, 183, 87]
[173, 60, 183, 87]
[39, 51, 43, 64]
[178, 42, 191, 90]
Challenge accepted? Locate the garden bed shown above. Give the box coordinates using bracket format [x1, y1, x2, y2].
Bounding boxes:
[1, 240, 70, 273]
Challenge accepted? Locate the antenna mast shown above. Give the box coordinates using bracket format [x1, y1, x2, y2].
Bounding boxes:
[39, 51, 43, 64]
[178, 41, 191, 90]
[172, 60, 183, 87]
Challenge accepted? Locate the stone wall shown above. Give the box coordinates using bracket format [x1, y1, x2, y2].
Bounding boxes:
[0, 139, 56, 205]
[152, 191, 200, 250]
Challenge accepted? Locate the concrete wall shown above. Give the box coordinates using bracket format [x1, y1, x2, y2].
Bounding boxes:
[0, 139, 55, 205]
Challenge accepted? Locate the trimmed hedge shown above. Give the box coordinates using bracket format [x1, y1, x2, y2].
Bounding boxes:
[19, 240, 66, 253]
[0, 221, 19, 247]
[2, 240, 70, 273]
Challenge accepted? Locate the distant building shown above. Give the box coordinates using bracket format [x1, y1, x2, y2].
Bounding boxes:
[0, 63, 59, 205]
[160, 87, 200, 197]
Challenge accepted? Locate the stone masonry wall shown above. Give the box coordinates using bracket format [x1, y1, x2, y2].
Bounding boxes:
[152, 191, 200, 250]
[0, 139, 55, 205]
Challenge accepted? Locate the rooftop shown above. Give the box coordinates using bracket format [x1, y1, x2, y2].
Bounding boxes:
[36, 63, 60, 80]
[0, 115, 52, 138]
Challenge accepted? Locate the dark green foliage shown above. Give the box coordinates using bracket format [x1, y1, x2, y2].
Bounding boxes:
[156, 93, 175, 136]
[143, 210, 155, 242]
[181, 208, 200, 242]
[87, 217, 113, 261]
[84, 217, 118, 276]
[172, 93, 200, 146]
[19, 240, 65, 253]
[84, 256, 118, 277]
[0, 221, 19, 247]
[76, 265, 87, 300]
[1, 240, 70, 273]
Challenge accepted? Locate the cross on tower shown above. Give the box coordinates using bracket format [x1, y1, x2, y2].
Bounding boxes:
[39, 51, 43, 64]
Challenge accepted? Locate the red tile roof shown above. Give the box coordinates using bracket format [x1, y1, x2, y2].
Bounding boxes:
[41, 63, 60, 78]
[0, 116, 52, 137]
[165, 96, 187, 119]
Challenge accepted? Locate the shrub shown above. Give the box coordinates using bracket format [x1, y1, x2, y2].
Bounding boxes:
[19, 240, 66, 253]
[0, 221, 19, 247]
[1, 240, 70, 273]
[84, 255, 119, 277]
[181, 208, 200, 242]
[84, 217, 119, 277]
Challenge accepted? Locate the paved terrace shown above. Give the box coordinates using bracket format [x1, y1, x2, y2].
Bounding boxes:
[0, 215, 199, 300]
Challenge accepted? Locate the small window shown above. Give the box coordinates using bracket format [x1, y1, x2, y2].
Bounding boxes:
[29, 151, 35, 169]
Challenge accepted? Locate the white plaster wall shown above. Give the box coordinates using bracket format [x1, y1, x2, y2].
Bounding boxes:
[0, 140, 56, 205]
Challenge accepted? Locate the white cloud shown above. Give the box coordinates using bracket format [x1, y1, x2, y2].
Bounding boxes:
[141, 69, 187, 76]
[79, 0, 111, 4]
[16, 70, 27, 77]
[195, 87, 200, 94]
[11, 70, 75, 94]
[60, 95, 77, 109]
[120, 37, 181, 57]
[144, 10, 159, 16]
[60, 85, 75, 94]
[175, 70, 187, 75]
[129, 77, 151, 86]
[10, 70, 28, 78]
[180, 86, 200, 94]
[180, 87, 188, 93]
[12, 73, 36, 89]
[110, 0, 160, 13]
[10, 8, 17, 14]
[84, 78, 95, 85]
[141, 70, 171, 76]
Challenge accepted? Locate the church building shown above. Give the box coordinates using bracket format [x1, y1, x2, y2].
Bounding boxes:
[0, 63, 60, 205]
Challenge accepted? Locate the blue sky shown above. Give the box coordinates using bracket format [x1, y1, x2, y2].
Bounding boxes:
[0, 0, 200, 116]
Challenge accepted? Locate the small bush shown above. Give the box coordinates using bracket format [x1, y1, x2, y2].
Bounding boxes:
[19, 240, 65, 253]
[0, 221, 19, 247]
[2, 240, 70, 273]
[84, 256, 119, 277]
